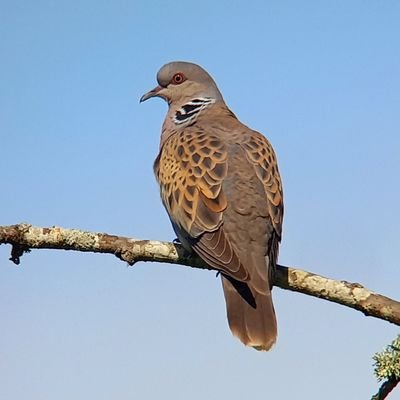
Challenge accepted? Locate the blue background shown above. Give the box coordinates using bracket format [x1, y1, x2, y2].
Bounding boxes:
[1, 1, 399, 399]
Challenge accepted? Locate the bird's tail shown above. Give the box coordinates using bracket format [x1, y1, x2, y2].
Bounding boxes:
[221, 275, 277, 351]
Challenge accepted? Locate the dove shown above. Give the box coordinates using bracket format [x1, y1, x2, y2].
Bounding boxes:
[141, 61, 283, 350]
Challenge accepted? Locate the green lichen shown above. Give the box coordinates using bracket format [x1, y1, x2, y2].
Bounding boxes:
[373, 335, 400, 381]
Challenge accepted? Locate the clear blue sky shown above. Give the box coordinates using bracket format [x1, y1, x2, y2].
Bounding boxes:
[1, 1, 399, 399]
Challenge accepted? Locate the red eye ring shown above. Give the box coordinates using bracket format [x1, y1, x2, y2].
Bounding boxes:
[172, 72, 185, 84]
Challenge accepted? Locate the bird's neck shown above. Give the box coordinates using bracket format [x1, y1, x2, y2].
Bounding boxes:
[158, 97, 215, 148]
[159, 99, 237, 150]
[170, 97, 216, 126]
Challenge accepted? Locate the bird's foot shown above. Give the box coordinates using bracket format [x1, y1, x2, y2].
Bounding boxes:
[172, 238, 193, 259]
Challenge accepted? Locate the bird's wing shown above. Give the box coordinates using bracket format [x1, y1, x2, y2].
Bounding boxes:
[154, 127, 248, 282]
[241, 131, 284, 265]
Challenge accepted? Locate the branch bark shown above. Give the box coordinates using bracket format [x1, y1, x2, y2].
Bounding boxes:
[371, 377, 400, 400]
[1, 223, 399, 327]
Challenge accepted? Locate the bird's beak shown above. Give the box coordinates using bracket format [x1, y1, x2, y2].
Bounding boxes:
[140, 85, 163, 103]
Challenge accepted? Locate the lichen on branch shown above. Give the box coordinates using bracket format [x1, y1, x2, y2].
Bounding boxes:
[0, 223, 399, 327]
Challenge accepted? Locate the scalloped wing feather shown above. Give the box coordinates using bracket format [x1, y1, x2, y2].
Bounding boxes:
[154, 128, 248, 281]
[241, 132, 284, 240]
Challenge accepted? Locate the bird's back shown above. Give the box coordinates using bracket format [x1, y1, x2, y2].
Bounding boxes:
[155, 109, 282, 350]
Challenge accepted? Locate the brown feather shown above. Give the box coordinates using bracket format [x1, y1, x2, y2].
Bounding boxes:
[194, 229, 249, 281]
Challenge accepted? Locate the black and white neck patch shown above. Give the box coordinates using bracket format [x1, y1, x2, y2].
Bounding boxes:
[173, 97, 215, 125]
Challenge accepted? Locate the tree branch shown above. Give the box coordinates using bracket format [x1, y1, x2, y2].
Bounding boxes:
[1, 223, 399, 326]
[371, 377, 400, 400]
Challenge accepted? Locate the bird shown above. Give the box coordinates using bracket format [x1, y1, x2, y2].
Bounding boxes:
[140, 61, 283, 350]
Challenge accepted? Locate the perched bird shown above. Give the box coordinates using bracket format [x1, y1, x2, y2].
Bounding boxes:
[140, 61, 283, 350]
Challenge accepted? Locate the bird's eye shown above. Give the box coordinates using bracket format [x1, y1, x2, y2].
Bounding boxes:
[172, 72, 185, 85]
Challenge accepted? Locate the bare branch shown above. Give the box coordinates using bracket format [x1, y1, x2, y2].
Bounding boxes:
[1, 223, 399, 326]
[371, 377, 400, 400]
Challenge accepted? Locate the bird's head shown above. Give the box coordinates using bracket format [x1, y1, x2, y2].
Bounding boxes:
[140, 61, 224, 105]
